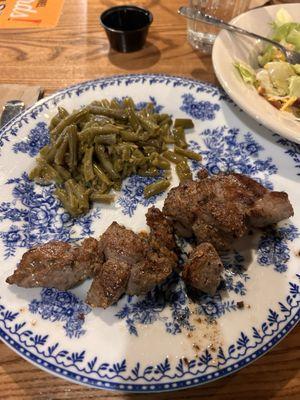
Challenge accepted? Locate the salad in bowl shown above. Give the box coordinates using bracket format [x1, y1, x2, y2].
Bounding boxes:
[235, 9, 300, 118]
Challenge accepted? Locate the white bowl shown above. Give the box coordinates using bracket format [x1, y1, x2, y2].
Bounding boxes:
[213, 3, 300, 144]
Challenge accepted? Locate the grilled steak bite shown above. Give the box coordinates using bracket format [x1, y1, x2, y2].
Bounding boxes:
[6, 240, 99, 290]
[127, 239, 177, 296]
[248, 191, 294, 227]
[76, 237, 104, 277]
[146, 206, 178, 252]
[86, 218, 178, 305]
[98, 222, 147, 265]
[163, 172, 294, 250]
[86, 260, 131, 308]
[95, 218, 178, 300]
[162, 179, 200, 238]
[182, 243, 224, 296]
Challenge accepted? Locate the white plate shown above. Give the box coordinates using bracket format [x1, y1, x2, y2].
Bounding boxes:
[213, 3, 300, 144]
[0, 74, 299, 392]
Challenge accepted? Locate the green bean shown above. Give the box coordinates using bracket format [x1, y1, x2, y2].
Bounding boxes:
[79, 125, 120, 142]
[156, 113, 171, 124]
[162, 150, 185, 164]
[90, 193, 115, 203]
[123, 97, 135, 110]
[49, 107, 69, 131]
[173, 127, 187, 149]
[82, 147, 94, 181]
[113, 159, 124, 173]
[29, 159, 63, 184]
[127, 108, 139, 131]
[54, 165, 71, 181]
[159, 123, 170, 136]
[101, 99, 111, 108]
[95, 145, 119, 180]
[176, 161, 192, 182]
[145, 103, 154, 115]
[50, 108, 89, 138]
[149, 152, 159, 161]
[142, 138, 161, 150]
[151, 156, 170, 170]
[122, 163, 136, 177]
[120, 130, 140, 142]
[121, 146, 131, 161]
[137, 113, 159, 134]
[67, 125, 78, 171]
[132, 148, 144, 159]
[174, 118, 194, 129]
[80, 121, 98, 130]
[161, 143, 168, 152]
[39, 145, 51, 158]
[144, 179, 170, 198]
[161, 132, 175, 144]
[110, 99, 121, 109]
[55, 188, 71, 213]
[63, 179, 90, 216]
[97, 182, 110, 194]
[64, 179, 78, 212]
[112, 181, 122, 191]
[94, 134, 117, 145]
[93, 163, 112, 185]
[87, 105, 128, 121]
[174, 146, 202, 161]
[143, 145, 157, 155]
[73, 181, 90, 212]
[138, 166, 160, 177]
[43, 129, 67, 163]
[54, 136, 69, 165]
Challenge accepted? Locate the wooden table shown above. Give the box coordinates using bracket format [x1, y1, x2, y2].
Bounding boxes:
[0, 1, 299, 399]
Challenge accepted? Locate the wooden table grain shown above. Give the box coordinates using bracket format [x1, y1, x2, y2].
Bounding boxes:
[0, 1, 299, 399]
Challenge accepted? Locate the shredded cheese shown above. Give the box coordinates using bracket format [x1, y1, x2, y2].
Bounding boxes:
[280, 96, 298, 112]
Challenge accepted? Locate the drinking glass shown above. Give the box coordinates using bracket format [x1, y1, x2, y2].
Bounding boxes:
[187, 0, 251, 53]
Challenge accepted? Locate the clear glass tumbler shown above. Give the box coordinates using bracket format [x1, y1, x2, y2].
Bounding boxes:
[187, 0, 251, 53]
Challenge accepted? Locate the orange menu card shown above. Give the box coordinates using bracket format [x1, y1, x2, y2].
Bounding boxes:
[0, 0, 65, 28]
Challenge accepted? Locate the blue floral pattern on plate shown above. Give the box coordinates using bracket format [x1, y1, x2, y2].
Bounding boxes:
[257, 224, 299, 273]
[189, 126, 277, 188]
[29, 288, 91, 338]
[12, 121, 50, 157]
[180, 94, 220, 121]
[0, 173, 99, 258]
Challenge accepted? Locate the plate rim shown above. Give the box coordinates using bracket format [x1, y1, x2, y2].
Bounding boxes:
[0, 311, 298, 392]
[0, 73, 299, 392]
[212, 3, 300, 145]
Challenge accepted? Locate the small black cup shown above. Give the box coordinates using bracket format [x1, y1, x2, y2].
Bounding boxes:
[100, 5, 153, 53]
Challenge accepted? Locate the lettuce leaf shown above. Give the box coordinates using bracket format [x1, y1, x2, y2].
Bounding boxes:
[292, 64, 300, 74]
[288, 76, 300, 97]
[264, 62, 295, 95]
[258, 45, 278, 67]
[234, 61, 256, 85]
[286, 28, 300, 51]
[274, 8, 293, 28]
[256, 69, 282, 96]
[272, 22, 300, 42]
